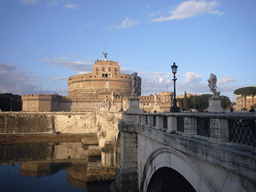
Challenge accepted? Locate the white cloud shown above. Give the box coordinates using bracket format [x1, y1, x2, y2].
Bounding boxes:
[109, 18, 140, 29]
[77, 71, 92, 74]
[0, 63, 47, 95]
[177, 72, 237, 97]
[64, 4, 78, 9]
[41, 56, 93, 72]
[178, 72, 207, 94]
[21, 0, 39, 4]
[120, 67, 138, 74]
[151, 0, 222, 22]
[159, 77, 164, 83]
[218, 76, 236, 85]
[183, 72, 203, 83]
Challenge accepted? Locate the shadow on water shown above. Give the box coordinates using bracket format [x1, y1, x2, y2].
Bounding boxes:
[0, 141, 120, 192]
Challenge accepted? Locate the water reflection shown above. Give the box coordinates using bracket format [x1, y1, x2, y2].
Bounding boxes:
[0, 142, 119, 191]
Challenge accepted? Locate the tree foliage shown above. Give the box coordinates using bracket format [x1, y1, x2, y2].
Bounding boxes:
[183, 91, 188, 110]
[234, 87, 256, 96]
[194, 94, 212, 111]
[177, 94, 231, 111]
[0, 93, 22, 111]
[221, 95, 231, 109]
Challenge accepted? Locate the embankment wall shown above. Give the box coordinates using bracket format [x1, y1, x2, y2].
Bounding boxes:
[0, 112, 123, 146]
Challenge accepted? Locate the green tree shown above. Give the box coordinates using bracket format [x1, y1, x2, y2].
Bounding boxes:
[0, 93, 22, 111]
[194, 94, 212, 111]
[221, 96, 231, 109]
[234, 86, 256, 110]
[187, 96, 196, 109]
[183, 91, 188, 110]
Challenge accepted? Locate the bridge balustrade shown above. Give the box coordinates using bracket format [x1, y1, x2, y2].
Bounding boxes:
[176, 116, 184, 132]
[197, 117, 210, 137]
[138, 112, 256, 146]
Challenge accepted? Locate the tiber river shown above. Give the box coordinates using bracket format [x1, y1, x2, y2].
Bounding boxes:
[0, 142, 119, 192]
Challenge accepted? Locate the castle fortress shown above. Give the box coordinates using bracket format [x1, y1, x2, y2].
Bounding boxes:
[23, 58, 132, 112]
[68, 60, 132, 97]
[22, 57, 178, 112]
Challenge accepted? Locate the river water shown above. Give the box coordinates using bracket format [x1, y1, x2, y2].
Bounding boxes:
[0, 142, 118, 192]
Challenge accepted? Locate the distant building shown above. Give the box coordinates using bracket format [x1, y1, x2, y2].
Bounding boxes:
[176, 93, 198, 99]
[236, 94, 255, 111]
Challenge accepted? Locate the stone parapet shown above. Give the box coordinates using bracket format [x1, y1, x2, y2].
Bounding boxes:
[117, 112, 256, 191]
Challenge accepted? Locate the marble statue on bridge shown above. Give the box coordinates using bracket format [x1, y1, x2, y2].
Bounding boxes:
[131, 72, 141, 98]
[127, 72, 143, 113]
[208, 73, 220, 97]
[207, 73, 223, 112]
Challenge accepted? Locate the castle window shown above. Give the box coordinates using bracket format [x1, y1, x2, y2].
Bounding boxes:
[96, 67, 98, 71]
[109, 68, 111, 71]
[115, 72, 117, 75]
[103, 68, 105, 71]
[90, 76, 92, 78]
[70, 78, 71, 80]
[125, 76, 126, 78]
[96, 72, 98, 75]
[115, 68, 117, 71]
[121, 76, 123, 78]
[102, 74, 108, 77]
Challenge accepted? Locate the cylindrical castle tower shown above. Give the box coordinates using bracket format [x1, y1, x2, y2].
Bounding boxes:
[68, 60, 132, 97]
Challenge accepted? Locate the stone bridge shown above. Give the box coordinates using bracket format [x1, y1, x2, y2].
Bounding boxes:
[113, 111, 256, 192]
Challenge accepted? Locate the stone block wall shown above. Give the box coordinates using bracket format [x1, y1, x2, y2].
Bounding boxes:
[0, 113, 54, 134]
[54, 113, 98, 134]
[113, 129, 138, 192]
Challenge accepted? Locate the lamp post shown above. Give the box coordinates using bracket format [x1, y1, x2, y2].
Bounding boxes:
[170, 62, 179, 112]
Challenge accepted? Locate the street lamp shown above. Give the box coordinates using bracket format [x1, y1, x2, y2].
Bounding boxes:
[170, 62, 179, 112]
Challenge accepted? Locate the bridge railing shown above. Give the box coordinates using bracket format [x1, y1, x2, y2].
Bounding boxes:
[136, 112, 256, 146]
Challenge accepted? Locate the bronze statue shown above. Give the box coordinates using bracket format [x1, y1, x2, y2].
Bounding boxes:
[103, 52, 108, 60]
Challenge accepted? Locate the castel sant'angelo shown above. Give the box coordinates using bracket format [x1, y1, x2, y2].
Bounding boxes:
[22, 53, 176, 112]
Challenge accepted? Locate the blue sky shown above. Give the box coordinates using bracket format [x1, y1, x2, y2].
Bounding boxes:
[1, 0, 255, 101]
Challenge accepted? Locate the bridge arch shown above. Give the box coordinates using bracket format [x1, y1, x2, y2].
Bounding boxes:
[140, 146, 213, 192]
[147, 167, 195, 192]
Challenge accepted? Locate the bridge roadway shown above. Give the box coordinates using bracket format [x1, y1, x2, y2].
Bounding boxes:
[112, 111, 256, 192]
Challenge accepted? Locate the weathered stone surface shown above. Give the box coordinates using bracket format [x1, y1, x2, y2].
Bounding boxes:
[207, 97, 224, 112]
[116, 112, 256, 192]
